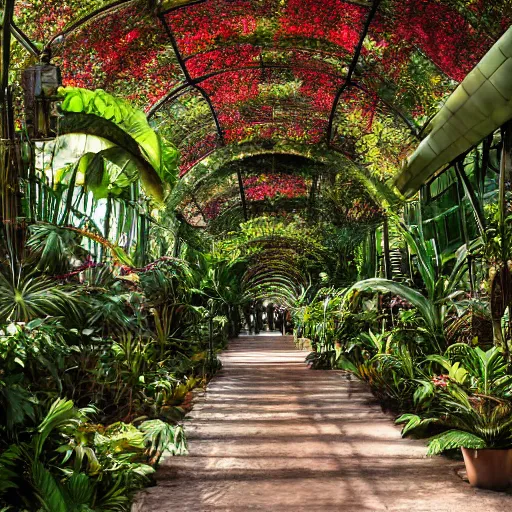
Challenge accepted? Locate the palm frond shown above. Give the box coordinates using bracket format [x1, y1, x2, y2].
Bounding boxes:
[426, 430, 486, 456]
[139, 419, 187, 464]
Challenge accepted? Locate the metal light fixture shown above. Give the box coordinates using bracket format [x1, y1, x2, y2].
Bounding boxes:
[22, 49, 62, 140]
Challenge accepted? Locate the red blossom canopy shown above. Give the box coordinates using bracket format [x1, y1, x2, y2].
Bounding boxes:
[13, 0, 512, 220]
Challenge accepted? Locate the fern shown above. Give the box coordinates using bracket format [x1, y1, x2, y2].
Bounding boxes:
[34, 399, 93, 458]
[426, 430, 486, 456]
[0, 445, 20, 495]
[412, 380, 435, 406]
[63, 473, 94, 511]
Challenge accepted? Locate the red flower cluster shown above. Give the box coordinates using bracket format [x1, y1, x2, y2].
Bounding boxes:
[14, 0, 507, 177]
[203, 198, 224, 220]
[186, 45, 261, 77]
[167, 0, 366, 57]
[375, 0, 494, 82]
[15, 0, 85, 42]
[276, 0, 365, 53]
[54, 4, 181, 110]
[243, 174, 307, 201]
[179, 133, 219, 176]
[432, 374, 450, 389]
[167, 1, 264, 55]
[200, 173, 307, 220]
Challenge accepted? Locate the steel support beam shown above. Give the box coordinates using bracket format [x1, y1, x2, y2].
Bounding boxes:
[158, 13, 225, 143]
[326, 0, 381, 144]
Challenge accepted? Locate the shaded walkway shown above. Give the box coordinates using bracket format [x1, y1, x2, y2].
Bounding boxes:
[134, 335, 512, 511]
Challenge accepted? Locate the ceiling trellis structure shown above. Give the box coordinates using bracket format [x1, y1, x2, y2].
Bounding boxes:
[14, 0, 512, 223]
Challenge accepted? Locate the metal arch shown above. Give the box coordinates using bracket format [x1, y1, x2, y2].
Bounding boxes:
[159, 0, 206, 15]
[194, 84, 225, 143]
[326, 0, 382, 144]
[157, 11, 191, 82]
[147, 82, 193, 119]
[147, 63, 346, 119]
[178, 142, 361, 183]
[10, 22, 40, 58]
[157, 12, 225, 143]
[236, 165, 248, 221]
[181, 42, 354, 65]
[159, 0, 374, 16]
[45, 0, 137, 51]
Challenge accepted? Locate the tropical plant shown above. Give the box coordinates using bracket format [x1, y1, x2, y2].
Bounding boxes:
[27, 223, 86, 274]
[48, 87, 178, 203]
[0, 265, 81, 323]
[396, 346, 512, 454]
[0, 398, 157, 511]
[347, 224, 481, 347]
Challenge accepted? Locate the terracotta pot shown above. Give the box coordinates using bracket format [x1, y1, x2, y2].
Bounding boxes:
[461, 447, 512, 490]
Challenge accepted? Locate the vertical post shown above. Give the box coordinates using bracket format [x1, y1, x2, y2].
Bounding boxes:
[308, 173, 318, 217]
[499, 124, 512, 263]
[0, 0, 21, 261]
[491, 122, 512, 354]
[0, 0, 15, 98]
[368, 228, 377, 278]
[382, 217, 392, 280]
[454, 160, 485, 237]
[173, 215, 182, 258]
[101, 193, 112, 261]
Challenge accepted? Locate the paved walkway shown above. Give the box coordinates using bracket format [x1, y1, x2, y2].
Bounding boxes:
[134, 335, 512, 511]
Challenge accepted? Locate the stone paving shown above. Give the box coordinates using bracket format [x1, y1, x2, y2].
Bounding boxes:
[134, 334, 512, 511]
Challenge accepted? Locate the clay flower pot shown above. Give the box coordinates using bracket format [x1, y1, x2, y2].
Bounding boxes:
[461, 447, 512, 490]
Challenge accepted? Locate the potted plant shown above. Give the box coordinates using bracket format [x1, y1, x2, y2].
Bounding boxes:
[397, 346, 512, 490]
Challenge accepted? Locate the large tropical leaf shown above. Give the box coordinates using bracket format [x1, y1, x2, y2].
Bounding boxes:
[348, 278, 437, 334]
[63, 473, 94, 511]
[0, 445, 20, 494]
[399, 224, 436, 300]
[139, 419, 187, 463]
[0, 271, 81, 323]
[27, 224, 82, 274]
[31, 460, 68, 512]
[34, 399, 84, 458]
[0, 376, 38, 430]
[52, 114, 164, 202]
[462, 346, 509, 396]
[59, 87, 178, 184]
[395, 413, 438, 436]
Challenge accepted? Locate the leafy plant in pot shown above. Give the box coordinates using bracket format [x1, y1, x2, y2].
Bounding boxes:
[396, 345, 512, 490]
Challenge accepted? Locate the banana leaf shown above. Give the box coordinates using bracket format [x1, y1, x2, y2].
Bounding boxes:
[58, 87, 178, 185]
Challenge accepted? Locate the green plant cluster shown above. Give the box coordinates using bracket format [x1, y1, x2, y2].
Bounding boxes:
[0, 223, 247, 510]
[296, 216, 512, 456]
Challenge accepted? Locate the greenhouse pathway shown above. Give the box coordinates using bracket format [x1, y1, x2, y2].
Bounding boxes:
[134, 335, 512, 512]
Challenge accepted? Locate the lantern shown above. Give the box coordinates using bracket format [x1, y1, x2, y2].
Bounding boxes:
[22, 50, 62, 139]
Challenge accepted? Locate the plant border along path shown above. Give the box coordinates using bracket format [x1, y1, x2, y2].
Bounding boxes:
[134, 335, 512, 512]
